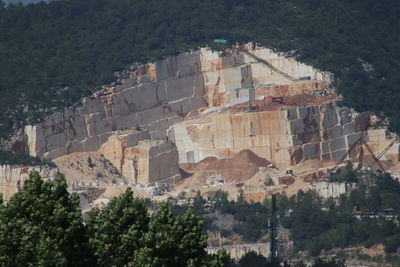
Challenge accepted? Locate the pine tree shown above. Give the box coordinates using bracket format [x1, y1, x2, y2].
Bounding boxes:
[88, 188, 149, 267]
[0, 171, 93, 267]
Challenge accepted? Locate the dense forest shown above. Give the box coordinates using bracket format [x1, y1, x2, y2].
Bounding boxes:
[280, 170, 400, 261]
[0, 0, 400, 139]
[172, 167, 400, 264]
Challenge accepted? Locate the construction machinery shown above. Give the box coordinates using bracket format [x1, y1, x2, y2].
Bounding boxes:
[271, 96, 284, 104]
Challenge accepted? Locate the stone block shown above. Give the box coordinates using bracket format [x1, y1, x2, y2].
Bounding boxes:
[84, 136, 100, 152]
[137, 130, 151, 141]
[290, 119, 305, 135]
[303, 143, 320, 158]
[299, 106, 313, 120]
[137, 106, 165, 126]
[221, 67, 243, 90]
[234, 54, 245, 65]
[342, 123, 354, 135]
[99, 132, 112, 144]
[150, 130, 167, 141]
[229, 88, 255, 106]
[156, 80, 167, 104]
[117, 77, 136, 90]
[332, 149, 347, 161]
[322, 103, 338, 129]
[126, 133, 139, 147]
[155, 57, 177, 81]
[190, 97, 206, 110]
[80, 97, 103, 115]
[111, 90, 130, 115]
[326, 125, 342, 140]
[67, 140, 84, 154]
[148, 119, 170, 133]
[347, 132, 362, 147]
[168, 116, 184, 126]
[46, 133, 66, 151]
[43, 146, 68, 160]
[221, 56, 236, 69]
[286, 108, 298, 120]
[241, 65, 253, 88]
[329, 137, 346, 151]
[192, 73, 205, 97]
[66, 116, 88, 141]
[166, 76, 193, 102]
[169, 98, 193, 115]
[139, 83, 158, 110]
[321, 142, 330, 153]
[291, 135, 302, 146]
[177, 52, 198, 68]
[321, 153, 331, 161]
[115, 113, 138, 130]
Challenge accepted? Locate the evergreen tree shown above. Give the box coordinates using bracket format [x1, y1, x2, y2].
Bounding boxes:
[88, 188, 149, 267]
[0, 171, 93, 267]
[134, 203, 208, 266]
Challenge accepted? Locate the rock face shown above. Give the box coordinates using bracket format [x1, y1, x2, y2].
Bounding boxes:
[0, 165, 58, 201]
[99, 133, 180, 184]
[171, 96, 370, 169]
[11, 44, 398, 189]
[314, 180, 356, 198]
[19, 45, 328, 184]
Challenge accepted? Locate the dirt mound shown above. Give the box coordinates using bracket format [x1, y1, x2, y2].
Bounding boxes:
[205, 150, 270, 170]
[180, 150, 272, 182]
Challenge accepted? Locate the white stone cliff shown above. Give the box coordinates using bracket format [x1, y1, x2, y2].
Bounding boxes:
[4, 45, 397, 191]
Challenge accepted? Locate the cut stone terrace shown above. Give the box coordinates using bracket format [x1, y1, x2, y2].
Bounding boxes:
[171, 95, 369, 169]
[22, 46, 328, 162]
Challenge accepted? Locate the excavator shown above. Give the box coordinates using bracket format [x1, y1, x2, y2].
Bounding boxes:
[271, 96, 284, 104]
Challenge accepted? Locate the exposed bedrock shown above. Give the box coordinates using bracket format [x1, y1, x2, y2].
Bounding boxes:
[171, 99, 371, 169]
[14, 44, 399, 188]
[0, 165, 58, 201]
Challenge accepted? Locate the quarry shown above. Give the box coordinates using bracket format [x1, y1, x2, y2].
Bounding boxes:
[1, 44, 399, 205]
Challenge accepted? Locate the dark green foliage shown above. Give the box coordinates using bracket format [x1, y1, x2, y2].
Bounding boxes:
[88, 196, 213, 266]
[134, 203, 208, 266]
[88, 188, 149, 267]
[329, 162, 358, 183]
[87, 156, 94, 168]
[280, 172, 400, 256]
[0, 150, 55, 166]
[0, 172, 229, 266]
[312, 258, 345, 267]
[237, 251, 268, 267]
[0, 171, 93, 266]
[217, 193, 269, 242]
[1, 0, 400, 139]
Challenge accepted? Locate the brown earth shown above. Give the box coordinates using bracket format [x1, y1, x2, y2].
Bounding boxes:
[180, 149, 272, 182]
[229, 94, 337, 113]
[54, 152, 126, 184]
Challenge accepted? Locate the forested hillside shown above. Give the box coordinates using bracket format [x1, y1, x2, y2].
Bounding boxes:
[1, 0, 399, 138]
[3, 0, 49, 6]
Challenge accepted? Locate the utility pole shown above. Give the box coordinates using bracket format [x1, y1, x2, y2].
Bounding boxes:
[269, 194, 278, 262]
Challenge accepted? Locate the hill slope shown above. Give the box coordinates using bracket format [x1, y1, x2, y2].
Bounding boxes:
[1, 0, 400, 137]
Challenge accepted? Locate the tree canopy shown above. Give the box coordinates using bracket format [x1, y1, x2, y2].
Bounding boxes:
[0, 171, 92, 266]
[0, 0, 400, 138]
[0, 171, 228, 266]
